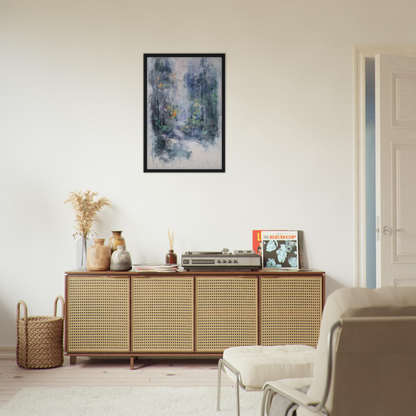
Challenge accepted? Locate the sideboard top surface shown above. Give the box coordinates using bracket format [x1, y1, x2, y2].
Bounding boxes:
[65, 269, 325, 276]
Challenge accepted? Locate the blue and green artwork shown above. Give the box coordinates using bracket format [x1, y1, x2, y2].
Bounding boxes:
[144, 54, 225, 172]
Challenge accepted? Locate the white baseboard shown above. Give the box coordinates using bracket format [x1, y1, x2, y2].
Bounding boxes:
[0, 346, 15, 359]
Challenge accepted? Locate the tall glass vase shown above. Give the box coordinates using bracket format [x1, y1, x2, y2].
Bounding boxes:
[76, 236, 93, 270]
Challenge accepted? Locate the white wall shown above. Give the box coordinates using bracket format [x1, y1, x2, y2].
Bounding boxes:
[1, 0, 416, 346]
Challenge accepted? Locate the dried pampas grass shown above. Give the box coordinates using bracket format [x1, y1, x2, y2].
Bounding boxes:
[64, 190, 111, 238]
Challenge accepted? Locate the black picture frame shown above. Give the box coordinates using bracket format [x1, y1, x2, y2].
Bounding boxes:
[144, 53, 225, 172]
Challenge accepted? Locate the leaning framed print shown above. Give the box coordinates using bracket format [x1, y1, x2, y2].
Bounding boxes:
[144, 54, 225, 172]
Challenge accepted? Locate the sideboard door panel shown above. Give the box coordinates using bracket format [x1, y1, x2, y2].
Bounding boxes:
[132, 276, 194, 352]
[260, 276, 322, 347]
[67, 276, 130, 352]
[195, 276, 258, 352]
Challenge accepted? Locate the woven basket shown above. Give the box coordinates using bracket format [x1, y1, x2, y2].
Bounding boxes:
[16, 295, 65, 369]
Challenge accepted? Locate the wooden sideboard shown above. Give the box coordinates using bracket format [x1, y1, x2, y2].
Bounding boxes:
[65, 270, 325, 369]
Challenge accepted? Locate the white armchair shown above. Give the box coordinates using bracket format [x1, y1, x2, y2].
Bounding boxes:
[261, 286, 416, 416]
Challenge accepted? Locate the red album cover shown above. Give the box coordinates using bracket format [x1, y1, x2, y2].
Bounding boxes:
[252, 230, 264, 256]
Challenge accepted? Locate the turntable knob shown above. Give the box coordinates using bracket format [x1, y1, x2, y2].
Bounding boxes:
[222, 248, 229, 254]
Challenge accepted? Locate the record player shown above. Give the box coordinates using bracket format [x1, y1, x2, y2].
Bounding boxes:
[181, 248, 261, 271]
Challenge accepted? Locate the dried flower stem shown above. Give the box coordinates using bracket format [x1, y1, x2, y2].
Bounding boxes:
[64, 190, 111, 239]
[168, 228, 175, 250]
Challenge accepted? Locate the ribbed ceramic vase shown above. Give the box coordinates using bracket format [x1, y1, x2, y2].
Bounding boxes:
[86, 239, 111, 271]
[110, 245, 132, 271]
[108, 231, 126, 254]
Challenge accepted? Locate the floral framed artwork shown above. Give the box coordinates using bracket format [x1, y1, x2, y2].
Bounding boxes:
[144, 54, 225, 172]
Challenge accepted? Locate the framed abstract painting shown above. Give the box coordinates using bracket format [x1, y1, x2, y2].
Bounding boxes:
[144, 54, 225, 172]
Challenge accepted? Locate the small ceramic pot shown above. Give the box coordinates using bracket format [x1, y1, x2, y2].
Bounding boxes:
[86, 239, 111, 271]
[110, 245, 132, 271]
[109, 231, 126, 253]
[165, 249, 177, 265]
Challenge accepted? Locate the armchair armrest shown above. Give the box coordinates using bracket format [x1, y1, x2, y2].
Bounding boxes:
[261, 320, 344, 416]
[261, 380, 325, 416]
[265, 380, 318, 406]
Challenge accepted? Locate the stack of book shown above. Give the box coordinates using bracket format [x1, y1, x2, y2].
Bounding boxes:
[131, 264, 178, 272]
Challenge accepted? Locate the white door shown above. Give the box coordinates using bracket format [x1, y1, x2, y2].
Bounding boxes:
[376, 54, 416, 287]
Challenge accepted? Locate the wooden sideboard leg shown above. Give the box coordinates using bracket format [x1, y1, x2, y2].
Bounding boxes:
[130, 356, 135, 370]
[70, 356, 77, 365]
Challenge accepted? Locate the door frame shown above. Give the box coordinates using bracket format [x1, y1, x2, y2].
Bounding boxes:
[353, 45, 416, 288]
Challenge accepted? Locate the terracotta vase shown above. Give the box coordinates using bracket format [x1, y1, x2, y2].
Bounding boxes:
[108, 231, 126, 254]
[165, 249, 178, 265]
[86, 239, 111, 271]
[110, 246, 132, 271]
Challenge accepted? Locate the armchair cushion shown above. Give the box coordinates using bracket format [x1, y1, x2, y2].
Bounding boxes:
[223, 345, 315, 389]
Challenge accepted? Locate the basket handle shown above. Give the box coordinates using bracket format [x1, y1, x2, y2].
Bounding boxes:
[16, 300, 28, 368]
[53, 295, 65, 320]
[17, 300, 28, 323]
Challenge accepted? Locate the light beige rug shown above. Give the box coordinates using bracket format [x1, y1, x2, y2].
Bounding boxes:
[0, 386, 263, 416]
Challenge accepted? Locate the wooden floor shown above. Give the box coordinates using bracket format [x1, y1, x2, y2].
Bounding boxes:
[0, 354, 234, 408]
